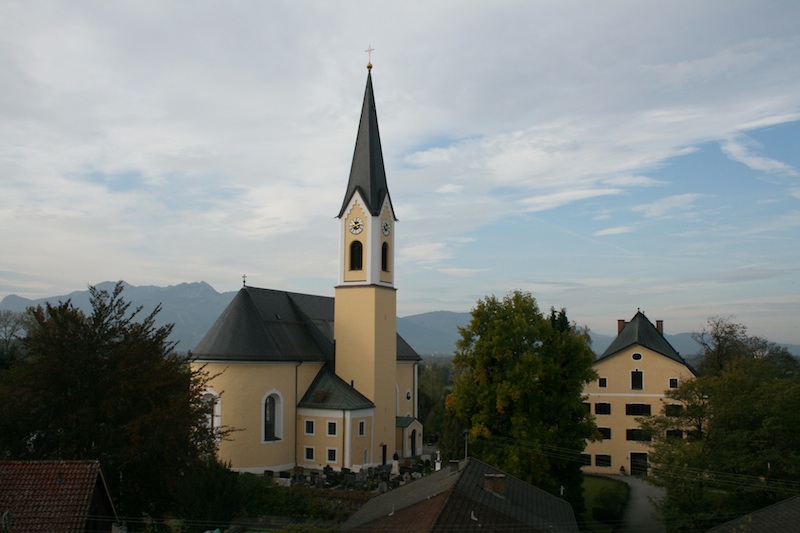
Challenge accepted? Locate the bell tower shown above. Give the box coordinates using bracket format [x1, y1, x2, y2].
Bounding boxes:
[334, 61, 397, 465]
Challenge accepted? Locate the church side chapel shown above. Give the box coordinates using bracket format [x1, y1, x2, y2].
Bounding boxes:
[192, 61, 423, 474]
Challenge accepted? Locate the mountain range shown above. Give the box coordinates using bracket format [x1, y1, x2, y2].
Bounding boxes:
[2, 281, 798, 358]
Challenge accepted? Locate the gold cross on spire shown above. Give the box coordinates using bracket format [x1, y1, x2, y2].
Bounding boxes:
[365, 45, 374, 70]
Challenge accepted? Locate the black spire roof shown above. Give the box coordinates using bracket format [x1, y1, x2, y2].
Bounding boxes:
[338, 70, 394, 218]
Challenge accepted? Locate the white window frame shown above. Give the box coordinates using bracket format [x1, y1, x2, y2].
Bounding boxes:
[327, 420, 338, 437]
[326, 447, 338, 463]
[304, 446, 314, 461]
[262, 389, 284, 443]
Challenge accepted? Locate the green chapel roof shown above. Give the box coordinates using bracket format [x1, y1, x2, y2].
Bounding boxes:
[298, 368, 374, 410]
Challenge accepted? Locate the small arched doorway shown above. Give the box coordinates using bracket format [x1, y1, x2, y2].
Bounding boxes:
[410, 429, 417, 456]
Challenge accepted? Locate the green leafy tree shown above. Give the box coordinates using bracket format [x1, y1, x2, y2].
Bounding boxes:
[418, 359, 454, 441]
[443, 291, 597, 510]
[641, 318, 800, 531]
[0, 282, 231, 523]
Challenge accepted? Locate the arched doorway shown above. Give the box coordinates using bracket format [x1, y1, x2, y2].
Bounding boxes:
[410, 429, 417, 456]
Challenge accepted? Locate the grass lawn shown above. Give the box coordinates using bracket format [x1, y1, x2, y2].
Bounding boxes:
[579, 475, 630, 532]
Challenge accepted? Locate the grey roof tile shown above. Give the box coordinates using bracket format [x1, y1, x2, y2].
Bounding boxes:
[298, 368, 375, 410]
[598, 311, 689, 367]
[341, 458, 579, 532]
[194, 286, 420, 363]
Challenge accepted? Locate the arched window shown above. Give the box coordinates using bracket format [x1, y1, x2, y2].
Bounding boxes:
[201, 391, 220, 437]
[381, 242, 389, 272]
[350, 241, 363, 271]
[263, 391, 283, 442]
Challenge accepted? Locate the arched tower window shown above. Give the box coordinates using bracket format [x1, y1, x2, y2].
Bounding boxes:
[263, 392, 283, 442]
[381, 242, 389, 272]
[350, 241, 363, 271]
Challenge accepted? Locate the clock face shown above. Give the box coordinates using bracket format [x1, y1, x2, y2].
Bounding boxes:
[381, 219, 391, 236]
[349, 217, 364, 235]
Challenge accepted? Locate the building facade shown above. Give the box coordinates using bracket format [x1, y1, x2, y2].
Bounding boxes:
[582, 311, 696, 475]
[192, 64, 422, 473]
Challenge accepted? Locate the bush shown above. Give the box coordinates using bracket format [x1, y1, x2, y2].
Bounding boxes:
[591, 480, 630, 525]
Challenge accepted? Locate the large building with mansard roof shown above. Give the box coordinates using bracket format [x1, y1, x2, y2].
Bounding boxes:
[192, 64, 422, 473]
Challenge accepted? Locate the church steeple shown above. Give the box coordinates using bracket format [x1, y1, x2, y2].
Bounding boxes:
[337, 70, 394, 219]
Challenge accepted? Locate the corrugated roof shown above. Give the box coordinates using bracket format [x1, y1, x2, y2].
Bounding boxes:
[0, 460, 117, 533]
[341, 458, 579, 532]
[598, 311, 687, 366]
[298, 368, 375, 410]
[337, 70, 394, 218]
[194, 286, 420, 363]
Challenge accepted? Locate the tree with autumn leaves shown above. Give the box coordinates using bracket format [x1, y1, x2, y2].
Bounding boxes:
[442, 290, 597, 511]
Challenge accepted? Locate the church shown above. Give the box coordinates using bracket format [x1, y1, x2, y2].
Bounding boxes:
[192, 62, 423, 474]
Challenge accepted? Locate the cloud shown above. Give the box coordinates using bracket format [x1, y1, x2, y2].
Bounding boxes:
[520, 189, 623, 213]
[594, 226, 634, 237]
[631, 194, 707, 219]
[721, 135, 798, 176]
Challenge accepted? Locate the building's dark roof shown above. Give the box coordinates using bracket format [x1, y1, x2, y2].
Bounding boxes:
[194, 286, 420, 363]
[598, 311, 688, 367]
[396, 416, 417, 428]
[337, 69, 394, 218]
[709, 494, 800, 532]
[298, 368, 375, 410]
[0, 460, 117, 533]
[341, 458, 579, 532]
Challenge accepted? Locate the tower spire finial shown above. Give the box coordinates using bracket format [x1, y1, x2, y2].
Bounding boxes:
[365, 45, 374, 70]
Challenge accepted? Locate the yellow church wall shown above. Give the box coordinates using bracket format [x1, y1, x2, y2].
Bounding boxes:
[582, 345, 696, 475]
[379, 203, 393, 284]
[296, 408, 374, 471]
[196, 360, 323, 473]
[396, 362, 417, 418]
[334, 284, 397, 464]
[343, 203, 368, 283]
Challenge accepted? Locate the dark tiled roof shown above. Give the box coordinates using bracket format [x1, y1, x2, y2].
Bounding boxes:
[341, 458, 579, 532]
[0, 460, 117, 533]
[298, 368, 374, 410]
[396, 416, 417, 428]
[598, 311, 688, 367]
[337, 70, 394, 218]
[194, 286, 420, 363]
[709, 494, 800, 532]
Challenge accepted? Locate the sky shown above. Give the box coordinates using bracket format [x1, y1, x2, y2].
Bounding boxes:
[1, 1, 799, 342]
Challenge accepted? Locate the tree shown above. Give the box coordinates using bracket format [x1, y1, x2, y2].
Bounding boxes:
[641, 318, 800, 531]
[0, 282, 230, 523]
[443, 291, 597, 510]
[693, 316, 798, 377]
[0, 309, 24, 368]
[417, 359, 454, 442]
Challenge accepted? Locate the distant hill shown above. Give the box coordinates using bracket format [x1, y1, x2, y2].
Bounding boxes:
[398, 312, 717, 359]
[3, 282, 798, 357]
[0, 281, 237, 353]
